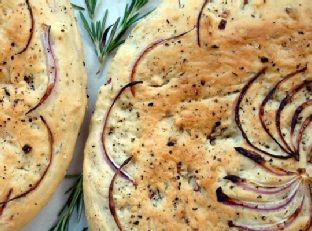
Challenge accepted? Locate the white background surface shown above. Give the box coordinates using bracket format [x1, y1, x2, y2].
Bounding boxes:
[22, 0, 159, 230]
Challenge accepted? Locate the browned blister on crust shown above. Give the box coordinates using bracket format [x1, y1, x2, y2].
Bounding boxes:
[84, 0, 312, 230]
[0, 0, 87, 230]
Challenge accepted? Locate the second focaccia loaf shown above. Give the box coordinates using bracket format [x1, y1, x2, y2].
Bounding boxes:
[0, 0, 87, 230]
[84, 0, 312, 230]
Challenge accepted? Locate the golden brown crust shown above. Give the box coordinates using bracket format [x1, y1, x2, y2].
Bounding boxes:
[0, 1, 87, 230]
[84, 0, 312, 230]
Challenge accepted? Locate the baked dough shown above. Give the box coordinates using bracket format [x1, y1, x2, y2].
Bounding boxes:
[84, 0, 312, 230]
[0, 0, 87, 230]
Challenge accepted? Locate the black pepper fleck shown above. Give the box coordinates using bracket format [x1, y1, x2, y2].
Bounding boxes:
[218, 19, 227, 30]
[22, 144, 32, 154]
[260, 56, 269, 63]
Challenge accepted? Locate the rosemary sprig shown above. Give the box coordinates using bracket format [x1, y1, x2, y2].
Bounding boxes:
[80, 0, 151, 65]
[85, 0, 97, 19]
[50, 2, 153, 230]
[49, 175, 84, 231]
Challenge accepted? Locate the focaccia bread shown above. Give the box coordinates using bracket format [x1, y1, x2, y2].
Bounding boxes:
[0, 0, 87, 230]
[84, 0, 312, 230]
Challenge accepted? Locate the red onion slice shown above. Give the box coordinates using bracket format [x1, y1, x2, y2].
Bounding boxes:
[228, 193, 305, 231]
[27, 24, 57, 114]
[217, 180, 301, 211]
[15, 0, 34, 56]
[129, 29, 193, 96]
[197, 0, 209, 47]
[302, 184, 312, 231]
[296, 114, 312, 155]
[235, 68, 291, 159]
[259, 67, 307, 156]
[224, 175, 299, 195]
[109, 157, 133, 231]
[276, 80, 312, 160]
[0, 189, 12, 217]
[290, 99, 312, 149]
[234, 147, 295, 176]
[102, 81, 143, 183]
[0, 116, 54, 205]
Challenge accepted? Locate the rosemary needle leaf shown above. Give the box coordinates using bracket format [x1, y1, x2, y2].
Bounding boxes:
[107, 18, 120, 49]
[71, 3, 85, 11]
[80, 12, 93, 41]
[49, 175, 84, 231]
[65, 174, 81, 179]
[85, 0, 97, 19]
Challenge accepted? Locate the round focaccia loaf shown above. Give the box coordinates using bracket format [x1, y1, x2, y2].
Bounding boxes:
[84, 0, 312, 230]
[0, 0, 87, 230]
